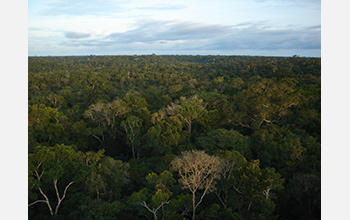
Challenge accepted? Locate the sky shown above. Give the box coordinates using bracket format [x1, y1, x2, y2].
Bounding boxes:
[28, 0, 321, 57]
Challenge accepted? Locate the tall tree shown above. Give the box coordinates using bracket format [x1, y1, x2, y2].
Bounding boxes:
[171, 150, 222, 220]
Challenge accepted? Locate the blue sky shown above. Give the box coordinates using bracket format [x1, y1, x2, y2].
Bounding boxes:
[28, 0, 321, 57]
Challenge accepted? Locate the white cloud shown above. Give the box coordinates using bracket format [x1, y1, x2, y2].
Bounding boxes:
[57, 20, 320, 56]
[28, 0, 321, 56]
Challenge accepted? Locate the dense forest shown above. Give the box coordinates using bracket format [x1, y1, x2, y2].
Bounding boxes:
[28, 55, 321, 220]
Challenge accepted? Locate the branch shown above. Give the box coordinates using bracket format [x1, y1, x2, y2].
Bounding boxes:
[34, 170, 45, 181]
[92, 134, 102, 144]
[140, 200, 170, 219]
[215, 191, 227, 209]
[195, 180, 213, 209]
[233, 185, 242, 195]
[38, 187, 53, 215]
[28, 200, 47, 207]
[154, 200, 170, 213]
[181, 204, 190, 216]
[54, 179, 75, 215]
[140, 201, 156, 214]
[62, 181, 75, 201]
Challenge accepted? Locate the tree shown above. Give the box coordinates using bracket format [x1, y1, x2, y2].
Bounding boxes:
[84, 98, 131, 133]
[28, 104, 67, 151]
[171, 150, 222, 220]
[166, 96, 206, 138]
[250, 124, 306, 175]
[121, 115, 142, 160]
[143, 116, 184, 155]
[234, 160, 284, 219]
[46, 93, 67, 110]
[86, 152, 130, 202]
[214, 150, 247, 209]
[128, 171, 175, 220]
[28, 144, 88, 216]
[227, 78, 301, 130]
[280, 173, 320, 220]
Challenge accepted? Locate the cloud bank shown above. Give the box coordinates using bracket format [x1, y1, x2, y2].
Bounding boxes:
[60, 20, 320, 54]
[29, 0, 320, 56]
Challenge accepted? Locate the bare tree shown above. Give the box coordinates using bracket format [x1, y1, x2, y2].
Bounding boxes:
[171, 150, 222, 220]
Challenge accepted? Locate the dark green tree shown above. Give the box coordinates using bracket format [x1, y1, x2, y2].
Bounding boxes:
[166, 96, 206, 138]
[143, 116, 184, 155]
[227, 78, 301, 130]
[28, 144, 89, 216]
[197, 129, 251, 157]
[128, 170, 176, 220]
[121, 115, 142, 160]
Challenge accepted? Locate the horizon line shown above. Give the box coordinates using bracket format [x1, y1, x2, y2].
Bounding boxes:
[28, 54, 321, 58]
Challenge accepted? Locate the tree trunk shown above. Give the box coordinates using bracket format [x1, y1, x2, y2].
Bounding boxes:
[131, 143, 136, 160]
[162, 205, 165, 220]
[192, 192, 196, 220]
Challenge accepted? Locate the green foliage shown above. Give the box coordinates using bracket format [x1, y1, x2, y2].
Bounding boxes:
[121, 115, 142, 160]
[251, 124, 306, 175]
[234, 159, 284, 219]
[278, 173, 320, 220]
[86, 155, 130, 201]
[146, 170, 176, 188]
[197, 129, 251, 158]
[88, 201, 125, 220]
[128, 171, 175, 220]
[28, 144, 89, 216]
[143, 116, 184, 155]
[28, 104, 69, 151]
[166, 96, 207, 138]
[28, 55, 320, 219]
[128, 187, 150, 206]
[227, 77, 301, 130]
